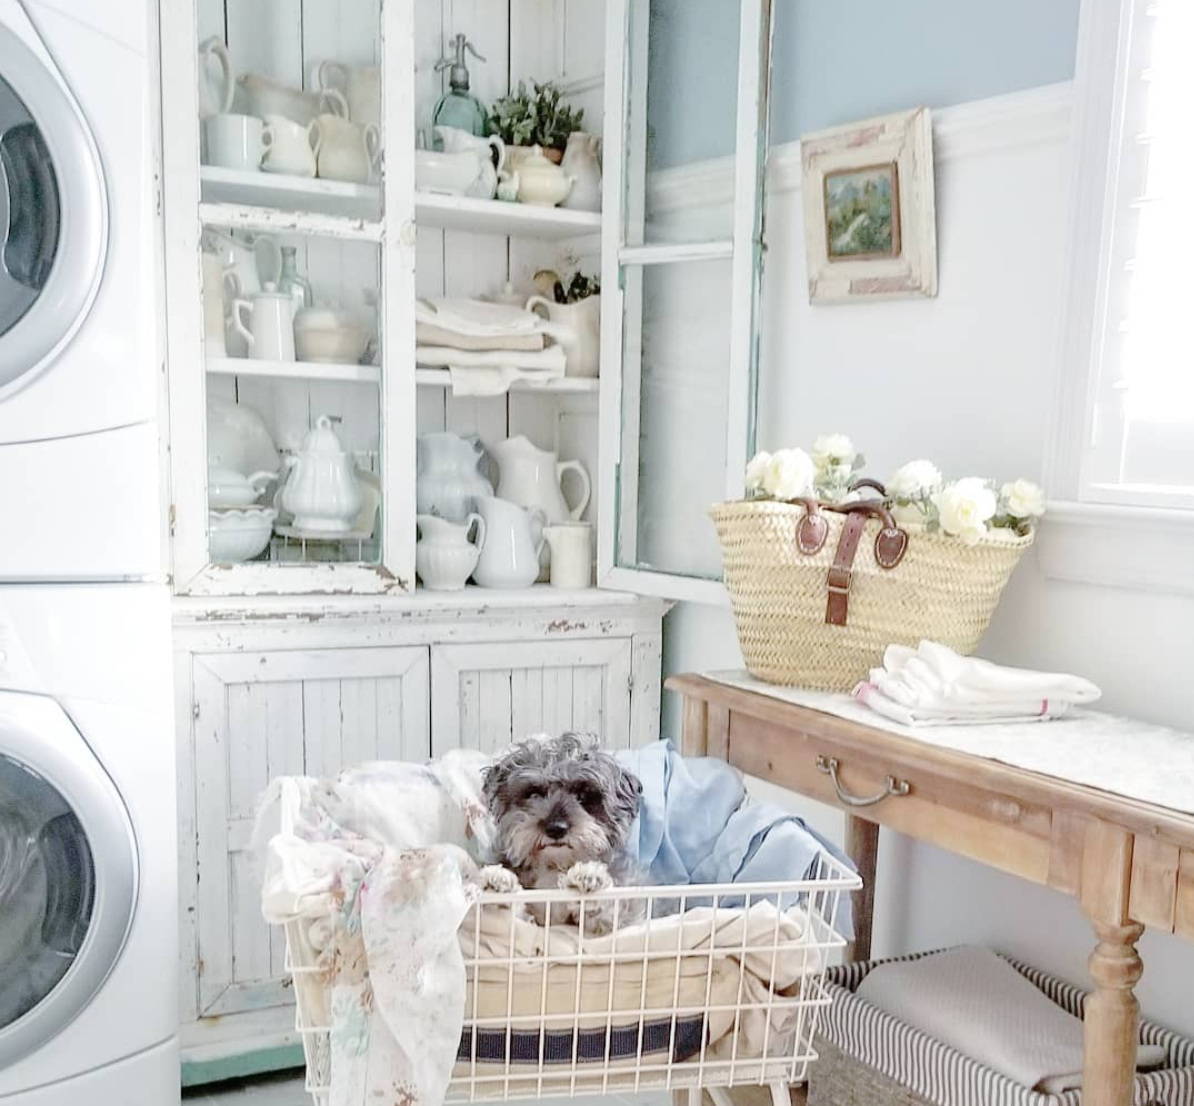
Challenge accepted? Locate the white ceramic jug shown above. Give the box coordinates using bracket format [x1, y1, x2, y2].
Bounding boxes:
[228, 284, 295, 362]
[559, 131, 601, 212]
[198, 37, 234, 119]
[543, 522, 593, 589]
[472, 497, 546, 589]
[416, 432, 494, 522]
[315, 113, 381, 184]
[261, 114, 321, 178]
[318, 61, 381, 129]
[434, 125, 505, 200]
[416, 513, 485, 591]
[490, 435, 592, 525]
[280, 416, 362, 532]
[525, 294, 601, 378]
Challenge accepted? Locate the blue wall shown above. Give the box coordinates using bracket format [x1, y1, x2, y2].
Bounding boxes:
[646, 0, 1081, 168]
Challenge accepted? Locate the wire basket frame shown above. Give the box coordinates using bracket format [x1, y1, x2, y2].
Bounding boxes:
[282, 851, 859, 1106]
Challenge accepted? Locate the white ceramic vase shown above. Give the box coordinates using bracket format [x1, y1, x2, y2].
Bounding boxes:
[559, 131, 601, 212]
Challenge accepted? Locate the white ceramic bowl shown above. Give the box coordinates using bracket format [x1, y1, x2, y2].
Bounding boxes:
[294, 325, 371, 364]
[415, 149, 479, 196]
[208, 508, 278, 563]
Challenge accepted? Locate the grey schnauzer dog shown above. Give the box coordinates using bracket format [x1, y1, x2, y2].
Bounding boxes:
[477, 733, 642, 933]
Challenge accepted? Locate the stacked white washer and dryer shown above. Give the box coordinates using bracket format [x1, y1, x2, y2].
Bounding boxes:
[0, 1, 178, 1104]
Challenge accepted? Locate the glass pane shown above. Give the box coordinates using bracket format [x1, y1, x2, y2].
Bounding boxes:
[0, 73, 58, 336]
[617, 259, 731, 577]
[0, 753, 95, 1030]
[203, 231, 383, 568]
[623, 0, 741, 246]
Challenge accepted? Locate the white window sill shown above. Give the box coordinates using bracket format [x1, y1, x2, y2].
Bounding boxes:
[1036, 500, 1194, 596]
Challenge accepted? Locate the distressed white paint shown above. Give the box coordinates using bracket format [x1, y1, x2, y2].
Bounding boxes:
[174, 592, 666, 1064]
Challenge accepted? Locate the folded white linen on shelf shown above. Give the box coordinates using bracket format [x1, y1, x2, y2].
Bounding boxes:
[445, 365, 564, 397]
[416, 322, 545, 352]
[416, 297, 543, 337]
[417, 344, 566, 374]
[853, 640, 1101, 726]
[856, 946, 1165, 1093]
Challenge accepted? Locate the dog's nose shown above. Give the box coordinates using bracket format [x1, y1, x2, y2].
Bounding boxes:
[544, 820, 569, 841]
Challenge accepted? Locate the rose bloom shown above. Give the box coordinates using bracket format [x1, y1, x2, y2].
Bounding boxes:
[932, 478, 997, 545]
[1001, 478, 1046, 519]
[888, 459, 942, 499]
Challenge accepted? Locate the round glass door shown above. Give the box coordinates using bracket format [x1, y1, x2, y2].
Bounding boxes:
[0, 694, 135, 1068]
[0, 753, 95, 1032]
[0, 22, 106, 392]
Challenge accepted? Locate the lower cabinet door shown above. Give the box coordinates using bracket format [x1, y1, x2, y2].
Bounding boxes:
[430, 639, 634, 756]
[190, 645, 429, 1019]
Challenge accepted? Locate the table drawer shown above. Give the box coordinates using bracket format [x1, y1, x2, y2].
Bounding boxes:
[726, 719, 1055, 885]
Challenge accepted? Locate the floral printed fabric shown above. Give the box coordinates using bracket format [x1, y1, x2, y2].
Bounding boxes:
[256, 752, 492, 1106]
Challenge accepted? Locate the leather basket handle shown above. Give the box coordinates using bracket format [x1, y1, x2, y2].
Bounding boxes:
[823, 500, 909, 627]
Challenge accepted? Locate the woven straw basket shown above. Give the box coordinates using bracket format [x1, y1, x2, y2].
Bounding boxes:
[711, 498, 1033, 691]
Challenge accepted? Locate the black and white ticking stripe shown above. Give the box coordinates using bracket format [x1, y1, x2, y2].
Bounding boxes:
[820, 949, 1194, 1104]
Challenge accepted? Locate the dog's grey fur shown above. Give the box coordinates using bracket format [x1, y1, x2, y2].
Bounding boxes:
[480, 733, 642, 932]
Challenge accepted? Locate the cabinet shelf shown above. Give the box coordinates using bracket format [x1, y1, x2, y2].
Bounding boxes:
[415, 192, 601, 238]
[200, 165, 381, 219]
[207, 356, 380, 385]
[414, 368, 597, 394]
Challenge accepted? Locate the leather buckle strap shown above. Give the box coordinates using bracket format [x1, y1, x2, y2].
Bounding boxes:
[826, 512, 868, 626]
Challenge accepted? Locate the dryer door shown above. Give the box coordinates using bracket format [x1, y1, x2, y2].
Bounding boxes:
[0, 19, 106, 392]
[0, 693, 135, 1068]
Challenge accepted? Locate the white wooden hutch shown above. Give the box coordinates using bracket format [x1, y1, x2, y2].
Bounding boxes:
[160, 0, 772, 1083]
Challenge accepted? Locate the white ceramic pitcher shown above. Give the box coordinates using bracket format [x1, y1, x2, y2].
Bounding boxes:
[525, 294, 600, 378]
[416, 513, 485, 591]
[472, 497, 546, 589]
[490, 435, 591, 524]
[434, 125, 505, 200]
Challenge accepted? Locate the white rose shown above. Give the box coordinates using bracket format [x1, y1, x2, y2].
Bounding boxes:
[891, 500, 930, 526]
[744, 451, 772, 492]
[888, 459, 943, 500]
[1001, 478, 1046, 520]
[762, 448, 816, 500]
[931, 478, 997, 546]
[811, 433, 857, 470]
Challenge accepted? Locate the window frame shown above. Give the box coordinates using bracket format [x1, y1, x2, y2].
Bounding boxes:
[1048, 0, 1194, 513]
[596, 0, 775, 607]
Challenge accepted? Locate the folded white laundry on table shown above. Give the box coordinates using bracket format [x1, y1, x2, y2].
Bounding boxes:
[856, 946, 1165, 1093]
[853, 640, 1101, 726]
[416, 297, 545, 336]
[416, 322, 545, 352]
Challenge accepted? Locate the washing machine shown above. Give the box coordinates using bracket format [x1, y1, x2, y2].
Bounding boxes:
[0, 0, 164, 581]
[0, 583, 177, 1105]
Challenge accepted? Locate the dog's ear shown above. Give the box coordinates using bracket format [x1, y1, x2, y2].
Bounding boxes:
[612, 763, 643, 822]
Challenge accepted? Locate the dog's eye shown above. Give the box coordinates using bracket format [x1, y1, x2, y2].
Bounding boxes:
[521, 784, 545, 801]
[574, 783, 603, 810]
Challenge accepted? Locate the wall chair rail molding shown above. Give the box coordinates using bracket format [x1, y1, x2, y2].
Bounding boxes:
[645, 81, 1074, 216]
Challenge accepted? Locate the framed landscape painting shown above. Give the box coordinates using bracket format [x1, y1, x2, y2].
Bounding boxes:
[801, 108, 937, 303]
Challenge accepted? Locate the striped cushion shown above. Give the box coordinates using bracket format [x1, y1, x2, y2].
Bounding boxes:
[820, 950, 1194, 1105]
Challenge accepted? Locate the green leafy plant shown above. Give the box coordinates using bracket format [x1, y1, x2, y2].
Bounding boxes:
[560, 272, 600, 303]
[490, 80, 584, 151]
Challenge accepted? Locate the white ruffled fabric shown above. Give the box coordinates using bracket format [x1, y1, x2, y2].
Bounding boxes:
[853, 640, 1102, 726]
[256, 753, 494, 1106]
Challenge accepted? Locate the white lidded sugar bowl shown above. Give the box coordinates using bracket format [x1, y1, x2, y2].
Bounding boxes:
[280, 415, 362, 532]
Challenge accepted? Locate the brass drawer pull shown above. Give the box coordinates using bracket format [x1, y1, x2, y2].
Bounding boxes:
[816, 755, 910, 808]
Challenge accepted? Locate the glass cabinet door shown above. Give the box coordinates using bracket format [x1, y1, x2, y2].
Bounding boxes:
[598, 0, 773, 601]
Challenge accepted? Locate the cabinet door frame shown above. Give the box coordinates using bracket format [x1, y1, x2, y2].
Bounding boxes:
[430, 639, 634, 756]
[189, 644, 429, 1017]
[159, 0, 417, 597]
[596, 0, 775, 606]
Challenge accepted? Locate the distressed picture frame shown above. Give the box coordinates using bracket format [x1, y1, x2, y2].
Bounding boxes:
[801, 107, 938, 303]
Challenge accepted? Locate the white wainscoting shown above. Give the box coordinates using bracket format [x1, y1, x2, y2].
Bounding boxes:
[658, 79, 1194, 1038]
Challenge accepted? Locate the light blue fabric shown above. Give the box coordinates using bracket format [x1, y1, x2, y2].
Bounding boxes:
[616, 740, 855, 938]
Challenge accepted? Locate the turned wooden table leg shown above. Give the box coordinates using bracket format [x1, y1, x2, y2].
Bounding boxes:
[844, 815, 879, 962]
[1079, 820, 1143, 1106]
[1083, 920, 1144, 1106]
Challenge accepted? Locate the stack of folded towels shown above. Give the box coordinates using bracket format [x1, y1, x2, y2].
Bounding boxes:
[415, 297, 565, 395]
[853, 640, 1101, 726]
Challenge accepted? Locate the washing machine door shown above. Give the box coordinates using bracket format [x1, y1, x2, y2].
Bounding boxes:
[0, 19, 106, 392]
[0, 692, 136, 1068]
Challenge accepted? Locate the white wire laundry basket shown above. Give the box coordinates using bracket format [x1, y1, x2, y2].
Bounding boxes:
[283, 852, 859, 1106]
